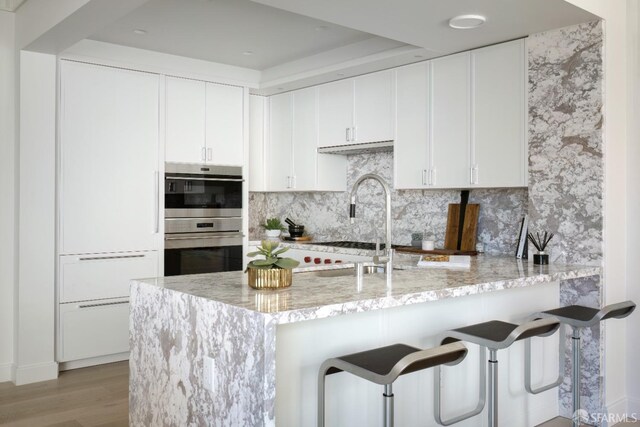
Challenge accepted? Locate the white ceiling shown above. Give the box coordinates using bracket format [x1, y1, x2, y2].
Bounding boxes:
[89, 0, 407, 70]
[0, 0, 27, 12]
[86, 0, 598, 94]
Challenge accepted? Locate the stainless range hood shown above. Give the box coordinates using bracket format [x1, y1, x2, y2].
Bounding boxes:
[317, 140, 393, 155]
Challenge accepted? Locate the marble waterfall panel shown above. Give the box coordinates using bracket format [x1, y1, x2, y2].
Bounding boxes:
[250, 151, 528, 255]
[129, 281, 277, 427]
[528, 21, 604, 418]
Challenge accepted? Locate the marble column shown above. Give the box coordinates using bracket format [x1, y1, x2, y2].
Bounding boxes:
[528, 20, 604, 418]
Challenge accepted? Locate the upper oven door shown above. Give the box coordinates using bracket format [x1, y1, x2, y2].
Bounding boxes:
[165, 163, 243, 218]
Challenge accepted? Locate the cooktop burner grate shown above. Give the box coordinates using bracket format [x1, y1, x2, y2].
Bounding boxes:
[313, 241, 399, 250]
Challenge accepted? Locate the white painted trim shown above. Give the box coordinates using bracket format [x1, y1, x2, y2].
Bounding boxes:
[0, 362, 12, 382]
[61, 39, 260, 88]
[59, 352, 129, 371]
[607, 396, 629, 417]
[12, 361, 58, 385]
[628, 396, 640, 415]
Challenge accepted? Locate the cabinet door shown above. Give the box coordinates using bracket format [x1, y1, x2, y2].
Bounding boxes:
[292, 87, 318, 191]
[206, 83, 244, 166]
[318, 79, 354, 147]
[58, 298, 130, 362]
[166, 77, 206, 164]
[268, 93, 293, 191]
[472, 39, 526, 187]
[430, 52, 471, 188]
[60, 61, 160, 254]
[394, 63, 430, 189]
[59, 251, 158, 303]
[353, 70, 394, 144]
[249, 95, 267, 191]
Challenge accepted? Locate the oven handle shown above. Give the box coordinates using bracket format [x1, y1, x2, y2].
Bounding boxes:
[165, 176, 245, 182]
[164, 233, 244, 241]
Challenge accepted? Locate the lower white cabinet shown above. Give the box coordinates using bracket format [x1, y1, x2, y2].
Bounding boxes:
[58, 298, 130, 362]
[59, 251, 158, 303]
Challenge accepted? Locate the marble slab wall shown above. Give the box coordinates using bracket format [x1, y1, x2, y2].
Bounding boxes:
[250, 151, 528, 255]
[528, 20, 604, 418]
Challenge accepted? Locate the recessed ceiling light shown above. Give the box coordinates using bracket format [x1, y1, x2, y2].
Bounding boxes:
[277, 87, 284, 90]
[243, 51, 254, 56]
[448, 14, 486, 30]
[133, 29, 147, 35]
[315, 25, 328, 31]
[414, 55, 424, 58]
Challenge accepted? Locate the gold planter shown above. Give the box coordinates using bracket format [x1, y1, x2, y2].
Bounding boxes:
[248, 267, 293, 290]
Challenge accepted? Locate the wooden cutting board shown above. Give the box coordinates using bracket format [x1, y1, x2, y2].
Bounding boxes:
[444, 204, 480, 251]
[395, 246, 478, 256]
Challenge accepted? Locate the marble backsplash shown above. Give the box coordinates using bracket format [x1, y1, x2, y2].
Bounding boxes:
[250, 151, 528, 255]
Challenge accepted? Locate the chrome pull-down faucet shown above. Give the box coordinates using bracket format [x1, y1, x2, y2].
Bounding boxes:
[349, 174, 394, 270]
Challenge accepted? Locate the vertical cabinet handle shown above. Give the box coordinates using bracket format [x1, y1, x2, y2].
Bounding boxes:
[431, 168, 436, 186]
[346, 128, 351, 142]
[422, 170, 426, 186]
[154, 171, 159, 233]
[201, 147, 206, 161]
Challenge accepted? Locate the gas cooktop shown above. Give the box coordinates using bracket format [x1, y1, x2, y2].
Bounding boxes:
[313, 241, 400, 251]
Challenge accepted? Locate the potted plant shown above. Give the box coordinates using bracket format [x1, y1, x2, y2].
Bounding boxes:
[262, 217, 285, 238]
[246, 240, 300, 289]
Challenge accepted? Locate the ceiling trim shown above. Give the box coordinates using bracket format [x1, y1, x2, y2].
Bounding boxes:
[0, 0, 26, 12]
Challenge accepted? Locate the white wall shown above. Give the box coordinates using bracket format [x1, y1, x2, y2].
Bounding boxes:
[566, 0, 636, 418]
[0, 10, 16, 383]
[625, 0, 640, 414]
[13, 51, 58, 385]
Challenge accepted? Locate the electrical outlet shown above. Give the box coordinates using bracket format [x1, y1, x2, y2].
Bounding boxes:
[203, 356, 216, 392]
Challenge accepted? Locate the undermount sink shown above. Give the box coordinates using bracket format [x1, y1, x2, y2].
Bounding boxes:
[298, 265, 385, 278]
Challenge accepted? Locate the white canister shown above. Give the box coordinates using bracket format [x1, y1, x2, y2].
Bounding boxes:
[422, 240, 435, 251]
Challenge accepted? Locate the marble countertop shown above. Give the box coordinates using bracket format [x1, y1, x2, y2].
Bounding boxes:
[133, 255, 601, 325]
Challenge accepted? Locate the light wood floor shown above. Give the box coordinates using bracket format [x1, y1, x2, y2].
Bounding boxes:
[0, 362, 638, 426]
[0, 362, 128, 427]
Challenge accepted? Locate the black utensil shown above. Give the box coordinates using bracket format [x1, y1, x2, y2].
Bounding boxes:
[285, 218, 297, 227]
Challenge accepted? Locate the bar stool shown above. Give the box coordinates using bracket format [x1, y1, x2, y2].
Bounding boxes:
[318, 342, 468, 427]
[434, 317, 561, 427]
[528, 301, 636, 427]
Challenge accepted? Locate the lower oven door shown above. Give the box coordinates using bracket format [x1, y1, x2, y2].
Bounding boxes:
[164, 232, 243, 277]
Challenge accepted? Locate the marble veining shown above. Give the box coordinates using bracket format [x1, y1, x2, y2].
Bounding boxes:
[250, 151, 528, 255]
[129, 257, 600, 426]
[528, 20, 604, 418]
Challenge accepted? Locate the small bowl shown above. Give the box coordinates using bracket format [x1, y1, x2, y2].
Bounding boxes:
[288, 225, 305, 238]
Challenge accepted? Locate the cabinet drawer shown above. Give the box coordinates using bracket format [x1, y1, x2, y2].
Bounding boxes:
[59, 252, 158, 303]
[58, 298, 130, 362]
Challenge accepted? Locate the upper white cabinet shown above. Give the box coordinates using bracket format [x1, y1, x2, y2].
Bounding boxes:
[318, 70, 394, 147]
[471, 39, 526, 187]
[165, 77, 206, 164]
[249, 95, 268, 192]
[431, 51, 472, 188]
[59, 61, 160, 255]
[265, 88, 347, 192]
[394, 39, 526, 189]
[165, 77, 243, 166]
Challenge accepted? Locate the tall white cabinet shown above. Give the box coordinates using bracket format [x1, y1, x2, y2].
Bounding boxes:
[58, 61, 161, 366]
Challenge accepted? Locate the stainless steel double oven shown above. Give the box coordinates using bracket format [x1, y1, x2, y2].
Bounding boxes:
[164, 163, 243, 276]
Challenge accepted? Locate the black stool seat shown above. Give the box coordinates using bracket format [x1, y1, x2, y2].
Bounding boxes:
[536, 301, 636, 328]
[442, 318, 560, 350]
[322, 342, 468, 385]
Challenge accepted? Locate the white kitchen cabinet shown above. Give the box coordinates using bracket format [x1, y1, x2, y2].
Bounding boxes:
[318, 70, 394, 148]
[249, 95, 268, 191]
[59, 251, 158, 303]
[206, 83, 244, 166]
[59, 61, 160, 254]
[394, 62, 431, 189]
[58, 298, 130, 362]
[431, 51, 472, 188]
[471, 39, 526, 187]
[165, 77, 206, 164]
[165, 77, 244, 166]
[265, 88, 346, 192]
[268, 92, 294, 191]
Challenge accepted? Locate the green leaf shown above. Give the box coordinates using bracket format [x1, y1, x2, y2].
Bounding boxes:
[272, 247, 289, 256]
[275, 258, 300, 269]
[246, 251, 262, 258]
[252, 258, 278, 267]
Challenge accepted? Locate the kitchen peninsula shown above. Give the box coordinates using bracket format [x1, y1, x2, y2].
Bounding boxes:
[129, 256, 600, 426]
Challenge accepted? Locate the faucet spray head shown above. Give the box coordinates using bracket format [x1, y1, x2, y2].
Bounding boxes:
[349, 203, 356, 223]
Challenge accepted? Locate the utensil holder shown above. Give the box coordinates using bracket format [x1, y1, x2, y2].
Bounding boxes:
[533, 252, 549, 265]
